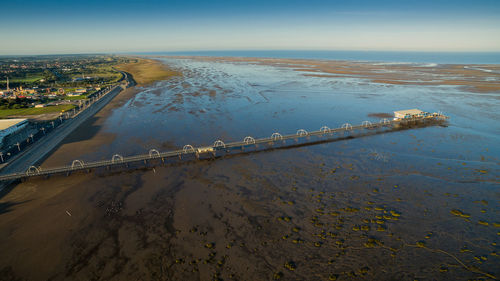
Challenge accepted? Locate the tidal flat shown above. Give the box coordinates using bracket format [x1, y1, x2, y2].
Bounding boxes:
[0, 57, 499, 281]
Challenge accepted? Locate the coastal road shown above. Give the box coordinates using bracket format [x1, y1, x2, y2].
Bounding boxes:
[0, 71, 134, 190]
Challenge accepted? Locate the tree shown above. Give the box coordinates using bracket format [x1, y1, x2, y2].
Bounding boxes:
[43, 70, 56, 82]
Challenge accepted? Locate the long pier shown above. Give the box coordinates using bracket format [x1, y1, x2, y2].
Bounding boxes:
[0, 113, 448, 182]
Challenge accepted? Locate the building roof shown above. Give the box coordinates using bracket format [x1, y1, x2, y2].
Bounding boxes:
[0, 119, 27, 130]
[394, 109, 424, 116]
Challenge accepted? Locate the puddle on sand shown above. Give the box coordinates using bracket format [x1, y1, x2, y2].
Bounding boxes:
[1, 58, 499, 280]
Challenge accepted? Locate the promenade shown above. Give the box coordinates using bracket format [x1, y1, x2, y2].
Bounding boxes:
[0, 71, 134, 189]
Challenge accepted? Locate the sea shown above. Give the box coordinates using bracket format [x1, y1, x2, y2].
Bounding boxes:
[131, 50, 500, 64]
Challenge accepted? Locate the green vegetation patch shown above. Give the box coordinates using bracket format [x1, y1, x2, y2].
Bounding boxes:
[64, 95, 87, 100]
[0, 104, 76, 118]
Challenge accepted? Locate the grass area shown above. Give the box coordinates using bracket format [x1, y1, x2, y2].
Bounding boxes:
[0, 104, 76, 118]
[69, 67, 122, 81]
[7, 75, 43, 83]
[115, 58, 181, 86]
[64, 95, 87, 100]
[64, 87, 77, 93]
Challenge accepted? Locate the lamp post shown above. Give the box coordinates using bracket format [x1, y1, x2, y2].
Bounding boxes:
[0, 152, 4, 162]
[16, 142, 20, 151]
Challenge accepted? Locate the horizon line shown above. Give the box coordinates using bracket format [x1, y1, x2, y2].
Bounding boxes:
[2, 49, 500, 57]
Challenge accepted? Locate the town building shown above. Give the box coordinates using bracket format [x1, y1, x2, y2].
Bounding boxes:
[0, 119, 28, 145]
[393, 109, 428, 120]
[75, 88, 87, 93]
[0, 77, 13, 95]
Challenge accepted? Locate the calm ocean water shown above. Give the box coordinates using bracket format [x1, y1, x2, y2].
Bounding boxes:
[132, 50, 500, 64]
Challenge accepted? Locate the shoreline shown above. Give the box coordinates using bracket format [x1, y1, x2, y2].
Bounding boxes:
[156, 55, 500, 93]
[132, 50, 500, 65]
[115, 57, 181, 86]
[37, 57, 179, 168]
[0, 85, 125, 188]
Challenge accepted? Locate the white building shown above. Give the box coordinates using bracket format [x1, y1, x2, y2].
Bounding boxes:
[393, 109, 426, 120]
[75, 88, 87, 93]
[0, 119, 28, 145]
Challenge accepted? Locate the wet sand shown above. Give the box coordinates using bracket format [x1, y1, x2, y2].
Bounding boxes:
[0, 76, 157, 280]
[0, 56, 499, 281]
[43, 57, 181, 166]
[40, 87, 139, 167]
[116, 58, 181, 86]
[162, 56, 500, 93]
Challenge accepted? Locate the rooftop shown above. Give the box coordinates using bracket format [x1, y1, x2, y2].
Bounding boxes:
[394, 109, 424, 116]
[0, 119, 27, 130]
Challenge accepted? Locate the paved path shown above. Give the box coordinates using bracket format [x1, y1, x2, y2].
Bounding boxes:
[0, 71, 134, 190]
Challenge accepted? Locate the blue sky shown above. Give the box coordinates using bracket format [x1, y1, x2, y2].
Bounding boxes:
[1, 0, 499, 54]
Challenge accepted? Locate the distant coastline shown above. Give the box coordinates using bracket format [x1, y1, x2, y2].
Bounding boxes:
[130, 50, 500, 64]
[115, 58, 180, 86]
[151, 55, 500, 93]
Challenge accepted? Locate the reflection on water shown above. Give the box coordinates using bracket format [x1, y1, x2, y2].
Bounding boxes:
[92, 58, 499, 279]
[2, 58, 500, 280]
[105, 58, 499, 168]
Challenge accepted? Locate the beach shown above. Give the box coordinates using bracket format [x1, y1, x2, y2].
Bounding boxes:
[115, 58, 181, 86]
[0, 56, 499, 281]
[163, 56, 500, 93]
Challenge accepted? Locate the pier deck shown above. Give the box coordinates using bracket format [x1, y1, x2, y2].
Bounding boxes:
[0, 113, 448, 182]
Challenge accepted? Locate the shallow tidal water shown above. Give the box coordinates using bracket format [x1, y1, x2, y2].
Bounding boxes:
[1, 58, 499, 280]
